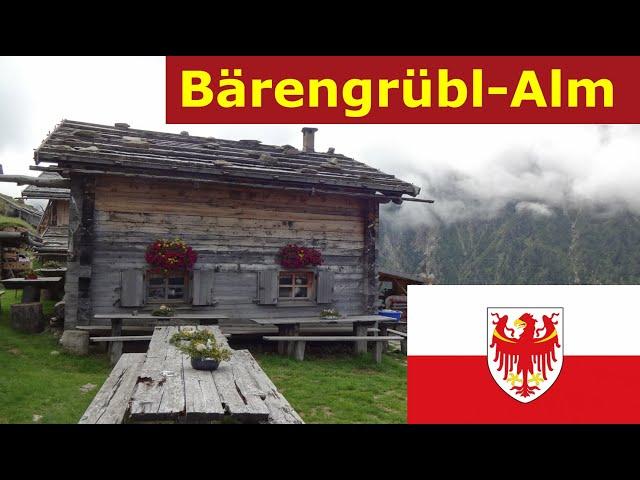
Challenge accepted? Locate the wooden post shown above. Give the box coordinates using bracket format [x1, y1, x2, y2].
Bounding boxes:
[400, 338, 407, 355]
[353, 323, 368, 354]
[363, 199, 380, 314]
[293, 341, 306, 361]
[109, 318, 123, 365]
[22, 285, 41, 303]
[277, 325, 288, 355]
[286, 324, 300, 356]
[373, 341, 383, 364]
[379, 323, 389, 351]
[68, 175, 96, 328]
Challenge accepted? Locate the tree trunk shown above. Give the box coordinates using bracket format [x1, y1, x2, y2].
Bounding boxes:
[10, 302, 44, 333]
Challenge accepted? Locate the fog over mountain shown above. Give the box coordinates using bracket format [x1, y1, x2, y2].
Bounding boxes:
[379, 124, 640, 230]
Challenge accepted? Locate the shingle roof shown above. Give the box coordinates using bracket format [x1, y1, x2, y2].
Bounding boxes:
[0, 192, 40, 214]
[34, 120, 420, 197]
[22, 172, 70, 200]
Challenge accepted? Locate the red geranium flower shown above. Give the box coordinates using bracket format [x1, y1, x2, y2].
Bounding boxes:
[279, 244, 323, 268]
[146, 238, 198, 273]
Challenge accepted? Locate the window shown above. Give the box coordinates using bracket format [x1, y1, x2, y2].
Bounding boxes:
[279, 271, 314, 299]
[146, 272, 188, 303]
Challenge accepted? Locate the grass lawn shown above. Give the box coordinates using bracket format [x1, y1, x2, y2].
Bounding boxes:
[0, 291, 111, 424]
[254, 350, 407, 423]
[0, 290, 407, 424]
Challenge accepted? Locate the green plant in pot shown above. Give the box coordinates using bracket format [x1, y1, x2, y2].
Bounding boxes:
[319, 308, 341, 320]
[22, 269, 38, 280]
[170, 329, 231, 371]
[152, 304, 175, 317]
[42, 260, 62, 268]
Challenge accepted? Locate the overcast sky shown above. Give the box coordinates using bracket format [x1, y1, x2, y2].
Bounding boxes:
[1, 56, 638, 225]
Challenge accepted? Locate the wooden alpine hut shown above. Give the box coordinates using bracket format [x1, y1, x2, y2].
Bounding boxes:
[26, 120, 426, 329]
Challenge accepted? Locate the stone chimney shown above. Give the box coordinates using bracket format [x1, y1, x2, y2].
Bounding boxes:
[301, 127, 318, 153]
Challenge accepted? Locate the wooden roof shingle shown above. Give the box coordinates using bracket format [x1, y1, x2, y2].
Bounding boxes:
[34, 120, 420, 197]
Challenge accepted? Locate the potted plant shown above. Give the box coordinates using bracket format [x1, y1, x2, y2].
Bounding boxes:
[319, 308, 341, 320]
[42, 260, 62, 268]
[278, 244, 323, 269]
[22, 269, 38, 280]
[170, 329, 231, 371]
[152, 304, 175, 317]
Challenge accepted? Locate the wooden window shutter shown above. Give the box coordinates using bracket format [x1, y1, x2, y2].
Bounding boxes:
[192, 268, 215, 306]
[316, 270, 335, 304]
[258, 269, 279, 305]
[120, 269, 144, 307]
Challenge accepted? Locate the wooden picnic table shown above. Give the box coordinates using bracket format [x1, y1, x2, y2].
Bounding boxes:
[94, 313, 230, 364]
[251, 315, 383, 354]
[128, 325, 302, 423]
[80, 325, 303, 424]
[1, 277, 63, 303]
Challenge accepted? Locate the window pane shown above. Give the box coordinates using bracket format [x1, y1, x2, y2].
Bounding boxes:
[279, 274, 293, 285]
[279, 287, 292, 298]
[294, 275, 309, 286]
[149, 277, 164, 286]
[294, 287, 308, 298]
[148, 288, 165, 300]
[167, 287, 184, 300]
[168, 276, 185, 286]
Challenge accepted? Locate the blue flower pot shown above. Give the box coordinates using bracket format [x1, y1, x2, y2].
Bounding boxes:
[190, 358, 220, 371]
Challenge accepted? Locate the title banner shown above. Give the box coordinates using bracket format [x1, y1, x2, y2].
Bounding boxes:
[166, 56, 640, 124]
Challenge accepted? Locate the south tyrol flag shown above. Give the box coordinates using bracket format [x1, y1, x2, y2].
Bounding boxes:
[408, 285, 640, 423]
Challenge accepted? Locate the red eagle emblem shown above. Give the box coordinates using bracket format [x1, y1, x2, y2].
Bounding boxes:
[487, 308, 563, 403]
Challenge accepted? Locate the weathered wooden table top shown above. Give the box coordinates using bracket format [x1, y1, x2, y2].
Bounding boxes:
[1, 277, 63, 288]
[127, 325, 299, 423]
[250, 315, 383, 326]
[94, 313, 229, 321]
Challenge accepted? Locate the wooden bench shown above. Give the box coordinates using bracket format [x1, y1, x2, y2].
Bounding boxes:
[263, 335, 404, 363]
[89, 335, 154, 364]
[78, 353, 146, 424]
[90, 335, 153, 342]
[387, 329, 407, 355]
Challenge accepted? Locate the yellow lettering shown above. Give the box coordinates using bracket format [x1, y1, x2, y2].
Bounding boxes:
[472, 69, 483, 107]
[182, 70, 213, 107]
[343, 79, 372, 118]
[511, 71, 547, 107]
[217, 78, 245, 108]
[438, 69, 467, 108]
[567, 78, 613, 107]
[275, 79, 304, 108]
[402, 78, 430, 108]
[251, 79, 273, 107]
[309, 79, 338, 107]
[379, 79, 400, 108]
[551, 69, 562, 107]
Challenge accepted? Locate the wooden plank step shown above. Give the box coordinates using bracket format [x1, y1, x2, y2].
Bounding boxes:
[263, 336, 404, 341]
[77, 325, 153, 332]
[90, 336, 153, 342]
[78, 353, 146, 424]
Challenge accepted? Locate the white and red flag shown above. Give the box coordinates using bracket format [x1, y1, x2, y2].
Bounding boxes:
[408, 285, 640, 423]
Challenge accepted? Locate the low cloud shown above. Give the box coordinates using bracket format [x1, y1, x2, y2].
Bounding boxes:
[371, 125, 640, 227]
[515, 201, 554, 217]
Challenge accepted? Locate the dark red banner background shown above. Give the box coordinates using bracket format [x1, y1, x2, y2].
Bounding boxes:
[166, 56, 640, 124]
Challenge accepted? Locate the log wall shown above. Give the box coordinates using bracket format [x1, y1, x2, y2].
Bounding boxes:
[65, 176, 377, 327]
